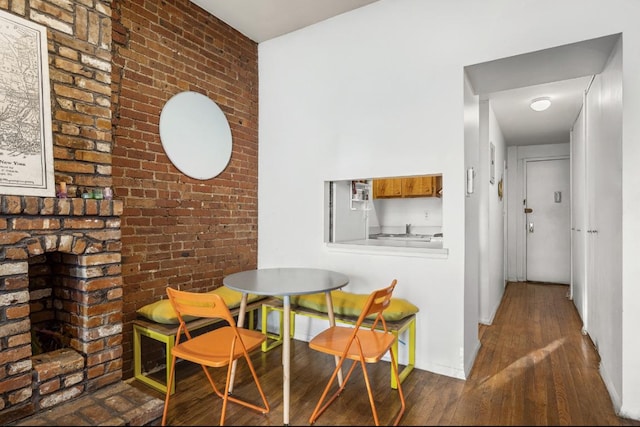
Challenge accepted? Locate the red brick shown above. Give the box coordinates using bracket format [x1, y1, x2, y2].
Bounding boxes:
[0, 373, 31, 394]
[38, 378, 61, 395]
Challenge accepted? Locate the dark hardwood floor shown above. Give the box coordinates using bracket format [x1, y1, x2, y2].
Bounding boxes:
[131, 281, 640, 426]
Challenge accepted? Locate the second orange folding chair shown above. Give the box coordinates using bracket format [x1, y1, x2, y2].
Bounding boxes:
[161, 287, 269, 426]
[308, 279, 406, 426]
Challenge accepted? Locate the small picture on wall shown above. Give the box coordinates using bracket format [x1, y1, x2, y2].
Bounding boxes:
[490, 142, 495, 185]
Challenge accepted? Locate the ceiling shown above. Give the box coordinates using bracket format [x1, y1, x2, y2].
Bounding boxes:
[190, 0, 380, 43]
[190, 1, 619, 147]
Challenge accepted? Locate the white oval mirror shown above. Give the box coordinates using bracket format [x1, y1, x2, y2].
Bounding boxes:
[159, 91, 232, 180]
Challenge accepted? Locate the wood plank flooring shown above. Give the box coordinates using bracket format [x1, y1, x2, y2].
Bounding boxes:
[130, 281, 640, 426]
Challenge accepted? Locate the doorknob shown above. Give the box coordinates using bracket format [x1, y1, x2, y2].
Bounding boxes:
[524, 208, 533, 213]
[528, 222, 534, 233]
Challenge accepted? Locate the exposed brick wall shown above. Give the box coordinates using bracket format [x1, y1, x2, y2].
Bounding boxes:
[0, 1, 121, 422]
[110, 0, 259, 380]
[0, 0, 115, 192]
[0, 0, 257, 406]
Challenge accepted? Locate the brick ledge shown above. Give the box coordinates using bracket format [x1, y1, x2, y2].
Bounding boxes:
[8, 381, 163, 426]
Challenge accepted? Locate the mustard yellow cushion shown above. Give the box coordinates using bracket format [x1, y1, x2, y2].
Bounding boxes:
[293, 290, 419, 322]
[137, 288, 264, 324]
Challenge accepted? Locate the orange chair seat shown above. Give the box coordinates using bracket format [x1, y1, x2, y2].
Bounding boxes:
[172, 326, 266, 367]
[309, 326, 396, 363]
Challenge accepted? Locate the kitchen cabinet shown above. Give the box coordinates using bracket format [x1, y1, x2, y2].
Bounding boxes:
[373, 178, 403, 199]
[402, 176, 436, 197]
[435, 175, 443, 197]
[373, 175, 441, 199]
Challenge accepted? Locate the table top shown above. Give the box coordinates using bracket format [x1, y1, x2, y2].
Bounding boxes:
[223, 267, 349, 296]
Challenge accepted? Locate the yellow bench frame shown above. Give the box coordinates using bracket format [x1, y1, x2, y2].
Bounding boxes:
[261, 299, 416, 389]
[133, 297, 269, 395]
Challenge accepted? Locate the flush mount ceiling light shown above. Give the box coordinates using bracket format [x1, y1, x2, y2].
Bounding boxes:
[530, 97, 551, 112]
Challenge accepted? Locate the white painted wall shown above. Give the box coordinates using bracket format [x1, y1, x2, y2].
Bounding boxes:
[479, 101, 506, 325]
[371, 197, 443, 235]
[257, 0, 640, 418]
[463, 72, 480, 375]
[570, 102, 587, 318]
[583, 37, 624, 414]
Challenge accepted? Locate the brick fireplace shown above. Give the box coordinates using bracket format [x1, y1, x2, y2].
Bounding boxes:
[0, 195, 123, 424]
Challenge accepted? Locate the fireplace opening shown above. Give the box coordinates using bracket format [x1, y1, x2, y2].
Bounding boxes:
[29, 252, 74, 356]
[32, 322, 71, 355]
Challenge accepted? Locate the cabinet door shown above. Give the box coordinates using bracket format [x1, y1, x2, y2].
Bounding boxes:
[402, 176, 434, 197]
[435, 175, 442, 197]
[373, 178, 402, 198]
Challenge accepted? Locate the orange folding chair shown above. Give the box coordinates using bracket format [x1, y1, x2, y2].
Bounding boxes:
[308, 279, 406, 426]
[161, 287, 269, 426]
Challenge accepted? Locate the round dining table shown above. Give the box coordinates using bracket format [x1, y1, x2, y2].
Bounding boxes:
[223, 267, 349, 426]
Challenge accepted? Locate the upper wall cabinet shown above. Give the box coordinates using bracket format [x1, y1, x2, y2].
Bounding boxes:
[373, 175, 442, 199]
[373, 178, 402, 198]
[402, 176, 435, 197]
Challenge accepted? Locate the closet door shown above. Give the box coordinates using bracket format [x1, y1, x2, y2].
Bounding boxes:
[585, 57, 623, 352]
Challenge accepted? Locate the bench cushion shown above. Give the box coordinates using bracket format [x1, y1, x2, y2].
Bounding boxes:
[137, 287, 264, 324]
[291, 290, 419, 322]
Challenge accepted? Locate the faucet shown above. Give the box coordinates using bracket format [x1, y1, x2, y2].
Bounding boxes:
[406, 223, 411, 235]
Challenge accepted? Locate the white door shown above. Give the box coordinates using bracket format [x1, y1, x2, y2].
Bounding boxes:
[525, 158, 571, 283]
[585, 71, 623, 350]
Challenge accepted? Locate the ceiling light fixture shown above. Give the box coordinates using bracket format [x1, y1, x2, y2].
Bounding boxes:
[530, 97, 551, 112]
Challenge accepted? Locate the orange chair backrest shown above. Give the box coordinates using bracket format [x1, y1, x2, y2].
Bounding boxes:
[166, 287, 235, 329]
[356, 279, 398, 332]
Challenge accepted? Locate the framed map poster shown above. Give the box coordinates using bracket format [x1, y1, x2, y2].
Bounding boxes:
[0, 9, 55, 197]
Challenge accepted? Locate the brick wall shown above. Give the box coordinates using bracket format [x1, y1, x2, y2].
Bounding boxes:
[0, 0, 121, 422]
[0, 0, 115, 192]
[110, 0, 259, 380]
[0, 0, 258, 416]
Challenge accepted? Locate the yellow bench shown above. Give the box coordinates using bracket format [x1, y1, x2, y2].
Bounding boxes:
[261, 291, 418, 389]
[133, 288, 273, 395]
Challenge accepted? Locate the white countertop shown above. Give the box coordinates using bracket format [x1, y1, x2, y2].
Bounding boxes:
[326, 238, 448, 258]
